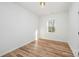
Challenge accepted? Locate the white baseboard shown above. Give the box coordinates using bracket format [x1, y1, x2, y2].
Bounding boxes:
[67, 41, 76, 57]
[39, 37, 67, 43]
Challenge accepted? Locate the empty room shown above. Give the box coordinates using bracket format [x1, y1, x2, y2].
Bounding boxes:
[0, 2, 79, 57]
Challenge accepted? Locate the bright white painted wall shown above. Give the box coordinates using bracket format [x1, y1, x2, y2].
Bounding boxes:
[39, 12, 68, 42]
[68, 3, 79, 57]
[0, 3, 39, 56]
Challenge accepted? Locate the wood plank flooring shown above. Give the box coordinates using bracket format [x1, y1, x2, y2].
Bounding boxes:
[2, 39, 74, 57]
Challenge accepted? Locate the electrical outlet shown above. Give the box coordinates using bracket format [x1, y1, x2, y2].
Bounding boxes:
[78, 52, 79, 56]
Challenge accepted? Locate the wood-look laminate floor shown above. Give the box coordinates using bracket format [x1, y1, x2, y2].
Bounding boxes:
[2, 39, 74, 57]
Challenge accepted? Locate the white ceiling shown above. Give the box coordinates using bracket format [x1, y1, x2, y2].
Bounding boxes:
[17, 2, 72, 16]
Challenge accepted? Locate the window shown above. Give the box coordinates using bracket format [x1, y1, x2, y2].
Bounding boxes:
[48, 19, 55, 32]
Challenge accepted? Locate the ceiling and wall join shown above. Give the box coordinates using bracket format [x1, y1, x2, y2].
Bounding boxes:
[16, 2, 72, 17]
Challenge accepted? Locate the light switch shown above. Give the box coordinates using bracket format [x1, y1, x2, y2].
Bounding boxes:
[78, 11, 79, 14]
[78, 32, 79, 35]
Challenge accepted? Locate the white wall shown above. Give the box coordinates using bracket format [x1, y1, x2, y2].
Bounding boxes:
[68, 3, 79, 57]
[39, 12, 68, 42]
[0, 2, 39, 56]
[1, 2, 79, 57]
